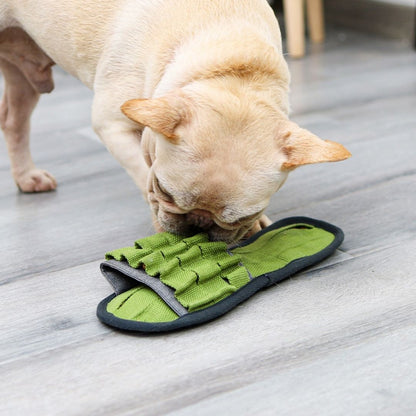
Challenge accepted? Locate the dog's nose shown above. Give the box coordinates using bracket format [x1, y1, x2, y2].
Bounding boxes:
[187, 209, 214, 230]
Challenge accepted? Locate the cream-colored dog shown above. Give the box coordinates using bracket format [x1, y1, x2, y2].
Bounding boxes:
[0, 0, 350, 242]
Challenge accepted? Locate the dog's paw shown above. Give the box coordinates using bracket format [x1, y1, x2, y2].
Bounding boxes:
[15, 169, 57, 192]
[258, 214, 272, 229]
[245, 214, 272, 238]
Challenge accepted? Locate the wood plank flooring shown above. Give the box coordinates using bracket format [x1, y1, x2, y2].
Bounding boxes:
[1, 28, 415, 415]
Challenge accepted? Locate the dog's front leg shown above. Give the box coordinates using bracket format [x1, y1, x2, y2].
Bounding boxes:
[92, 112, 150, 198]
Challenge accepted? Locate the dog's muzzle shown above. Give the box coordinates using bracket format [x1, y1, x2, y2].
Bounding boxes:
[186, 209, 214, 230]
[148, 175, 258, 242]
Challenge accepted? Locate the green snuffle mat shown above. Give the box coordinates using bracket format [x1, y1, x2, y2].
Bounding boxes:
[97, 217, 344, 333]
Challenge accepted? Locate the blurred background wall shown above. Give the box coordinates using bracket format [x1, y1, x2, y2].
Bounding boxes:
[269, 0, 415, 46]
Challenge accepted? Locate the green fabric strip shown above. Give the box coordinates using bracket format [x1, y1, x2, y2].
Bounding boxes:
[106, 286, 179, 322]
[106, 232, 250, 313]
[231, 224, 335, 277]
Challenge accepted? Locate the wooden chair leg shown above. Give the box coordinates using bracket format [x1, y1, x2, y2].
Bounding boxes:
[283, 0, 305, 58]
[306, 0, 325, 43]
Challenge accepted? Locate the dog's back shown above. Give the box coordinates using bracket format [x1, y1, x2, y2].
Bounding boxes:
[2, 0, 281, 87]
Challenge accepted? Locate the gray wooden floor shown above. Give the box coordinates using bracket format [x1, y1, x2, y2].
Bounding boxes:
[1, 28, 415, 416]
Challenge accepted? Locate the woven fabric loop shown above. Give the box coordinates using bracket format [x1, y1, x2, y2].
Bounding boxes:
[106, 232, 250, 312]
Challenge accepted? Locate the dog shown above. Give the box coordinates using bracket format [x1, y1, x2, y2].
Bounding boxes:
[0, 0, 350, 242]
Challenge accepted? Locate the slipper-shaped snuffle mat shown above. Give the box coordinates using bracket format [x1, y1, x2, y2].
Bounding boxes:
[97, 217, 344, 333]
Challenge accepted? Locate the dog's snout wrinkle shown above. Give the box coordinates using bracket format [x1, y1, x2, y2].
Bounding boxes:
[190, 209, 212, 219]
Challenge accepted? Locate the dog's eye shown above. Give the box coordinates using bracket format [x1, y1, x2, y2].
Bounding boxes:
[218, 211, 262, 228]
[155, 178, 173, 201]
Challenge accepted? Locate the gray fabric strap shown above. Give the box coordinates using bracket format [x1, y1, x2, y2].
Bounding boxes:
[100, 260, 188, 317]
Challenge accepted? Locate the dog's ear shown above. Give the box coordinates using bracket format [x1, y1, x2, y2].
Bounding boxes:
[121, 93, 188, 143]
[279, 120, 351, 170]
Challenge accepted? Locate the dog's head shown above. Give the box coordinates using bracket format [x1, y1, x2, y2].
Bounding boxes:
[122, 81, 350, 242]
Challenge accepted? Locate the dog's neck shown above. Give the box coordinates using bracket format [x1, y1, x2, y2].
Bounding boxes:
[154, 22, 290, 106]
